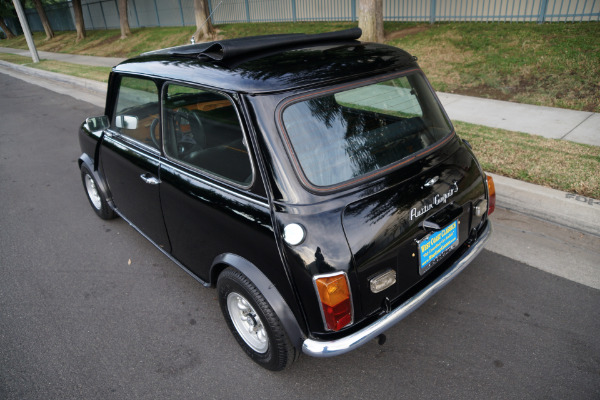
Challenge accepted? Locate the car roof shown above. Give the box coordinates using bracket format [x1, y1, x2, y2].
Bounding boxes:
[112, 29, 418, 94]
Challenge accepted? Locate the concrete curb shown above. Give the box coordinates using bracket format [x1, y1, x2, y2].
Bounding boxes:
[489, 172, 600, 237]
[0, 60, 107, 96]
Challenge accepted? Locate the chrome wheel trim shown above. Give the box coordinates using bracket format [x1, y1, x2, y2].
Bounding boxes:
[226, 292, 269, 353]
[84, 174, 102, 210]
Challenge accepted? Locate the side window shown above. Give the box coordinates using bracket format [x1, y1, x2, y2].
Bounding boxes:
[112, 76, 160, 149]
[162, 84, 253, 186]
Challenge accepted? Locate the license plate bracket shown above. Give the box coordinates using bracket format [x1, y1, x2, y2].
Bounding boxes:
[418, 220, 459, 275]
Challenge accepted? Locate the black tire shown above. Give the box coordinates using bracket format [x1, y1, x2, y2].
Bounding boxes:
[80, 164, 116, 220]
[217, 267, 298, 371]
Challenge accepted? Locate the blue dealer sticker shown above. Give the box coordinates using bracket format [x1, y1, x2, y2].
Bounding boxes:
[418, 220, 459, 275]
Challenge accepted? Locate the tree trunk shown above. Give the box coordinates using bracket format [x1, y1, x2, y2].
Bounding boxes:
[375, 0, 384, 41]
[118, 0, 131, 39]
[358, 0, 383, 43]
[192, 0, 215, 43]
[0, 18, 16, 39]
[71, 0, 86, 42]
[33, 0, 54, 40]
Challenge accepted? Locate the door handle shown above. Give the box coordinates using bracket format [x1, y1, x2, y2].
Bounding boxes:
[140, 173, 160, 185]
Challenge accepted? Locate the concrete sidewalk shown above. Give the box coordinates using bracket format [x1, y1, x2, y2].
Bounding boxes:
[2, 46, 599, 147]
[1, 52, 599, 238]
[437, 93, 600, 147]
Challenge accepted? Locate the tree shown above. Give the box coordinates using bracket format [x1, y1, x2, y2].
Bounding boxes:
[0, 18, 16, 39]
[71, 0, 85, 41]
[0, 0, 17, 38]
[358, 0, 383, 43]
[118, 0, 131, 39]
[32, 0, 54, 39]
[192, 0, 215, 43]
[0, 18, 17, 39]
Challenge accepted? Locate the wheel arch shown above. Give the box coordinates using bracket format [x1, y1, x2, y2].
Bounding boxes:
[210, 253, 306, 350]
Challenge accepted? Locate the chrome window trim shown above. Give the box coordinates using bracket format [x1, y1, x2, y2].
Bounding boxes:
[105, 128, 161, 156]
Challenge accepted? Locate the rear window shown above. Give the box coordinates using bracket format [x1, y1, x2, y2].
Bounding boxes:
[280, 72, 453, 188]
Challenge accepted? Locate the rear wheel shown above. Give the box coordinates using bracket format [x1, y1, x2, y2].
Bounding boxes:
[217, 267, 298, 371]
[80, 164, 116, 220]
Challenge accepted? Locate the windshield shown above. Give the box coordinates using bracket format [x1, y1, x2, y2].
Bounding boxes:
[281, 72, 453, 188]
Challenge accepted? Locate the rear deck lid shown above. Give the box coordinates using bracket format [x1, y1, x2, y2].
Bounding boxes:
[341, 145, 485, 317]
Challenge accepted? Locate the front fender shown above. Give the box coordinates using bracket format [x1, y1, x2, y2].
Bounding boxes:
[211, 253, 306, 349]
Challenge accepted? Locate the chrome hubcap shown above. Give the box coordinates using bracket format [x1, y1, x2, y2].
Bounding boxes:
[226, 292, 268, 353]
[85, 174, 102, 210]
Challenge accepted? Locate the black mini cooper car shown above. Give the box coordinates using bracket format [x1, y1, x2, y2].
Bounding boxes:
[79, 28, 494, 371]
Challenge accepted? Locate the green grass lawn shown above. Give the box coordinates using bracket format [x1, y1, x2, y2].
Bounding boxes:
[456, 121, 599, 199]
[389, 22, 600, 112]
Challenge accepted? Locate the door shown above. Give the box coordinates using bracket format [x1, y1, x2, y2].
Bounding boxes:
[158, 83, 271, 281]
[101, 75, 170, 250]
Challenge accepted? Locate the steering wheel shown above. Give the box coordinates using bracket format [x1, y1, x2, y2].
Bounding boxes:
[150, 118, 160, 149]
[167, 108, 206, 157]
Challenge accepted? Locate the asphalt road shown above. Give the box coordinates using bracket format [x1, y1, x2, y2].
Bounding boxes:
[1, 74, 599, 400]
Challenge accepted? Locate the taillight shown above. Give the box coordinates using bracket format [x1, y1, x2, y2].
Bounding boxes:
[487, 175, 496, 215]
[314, 272, 353, 331]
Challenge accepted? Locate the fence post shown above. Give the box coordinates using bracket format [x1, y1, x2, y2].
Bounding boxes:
[430, 0, 436, 24]
[99, 1, 108, 29]
[85, 4, 95, 30]
[291, 0, 297, 22]
[152, 0, 160, 26]
[177, 0, 185, 26]
[131, 0, 140, 28]
[245, 0, 250, 23]
[351, 0, 356, 21]
[538, 0, 549, 23]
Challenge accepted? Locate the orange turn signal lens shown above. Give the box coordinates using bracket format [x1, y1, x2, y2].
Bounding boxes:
[314, 273, 353, 331]
[487, 175, 496, 215]
[316, 274, 349, 306]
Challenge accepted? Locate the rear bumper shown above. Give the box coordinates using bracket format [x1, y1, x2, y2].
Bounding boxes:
[302, 220, 492, 357]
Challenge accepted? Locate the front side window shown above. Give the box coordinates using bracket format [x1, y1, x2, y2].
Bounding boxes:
[112, 76, 160, 149]
[280, 72, 453, 189]
[162, 84, 252, 186]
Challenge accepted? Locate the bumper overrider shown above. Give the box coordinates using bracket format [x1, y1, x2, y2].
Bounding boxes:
[302, 220, 492, 357]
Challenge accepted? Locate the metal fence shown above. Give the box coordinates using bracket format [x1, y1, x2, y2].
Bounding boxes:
[2, 0, 599, 35]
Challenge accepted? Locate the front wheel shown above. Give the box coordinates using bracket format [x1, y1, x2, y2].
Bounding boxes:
[217, 267, 298, 371]
[80, 164, 116, 220]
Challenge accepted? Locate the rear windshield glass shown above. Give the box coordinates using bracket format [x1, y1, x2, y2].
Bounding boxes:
[281, 72, 452, 188]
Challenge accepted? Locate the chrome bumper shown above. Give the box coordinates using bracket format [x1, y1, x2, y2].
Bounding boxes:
[302, 220, 492, 358]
